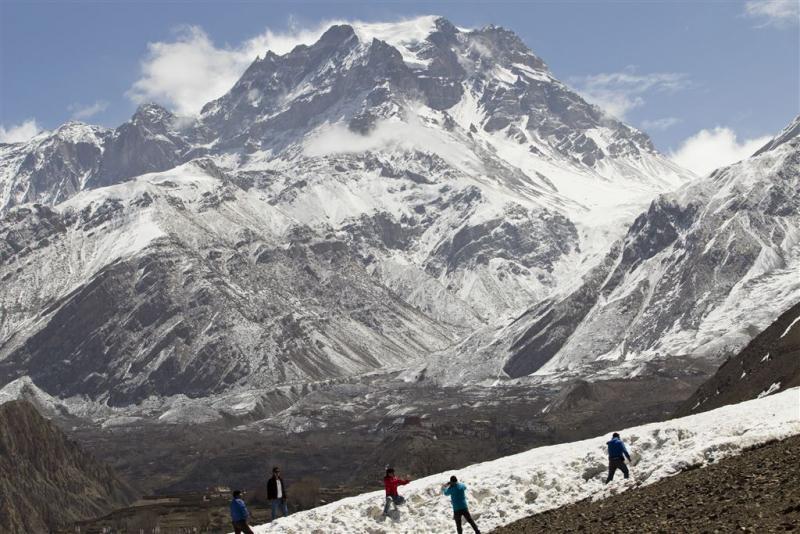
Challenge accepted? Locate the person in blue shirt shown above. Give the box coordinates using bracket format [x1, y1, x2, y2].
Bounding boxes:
[230, 490, 255, 534]
[606, 432, 632, 483]
[442, 476, 480, 534]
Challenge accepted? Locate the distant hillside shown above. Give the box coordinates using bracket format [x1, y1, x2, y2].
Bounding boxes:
[0, 400, 137, 533]
[676, 301, 800, 417]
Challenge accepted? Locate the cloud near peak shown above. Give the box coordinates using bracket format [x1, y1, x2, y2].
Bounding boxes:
[126, 21, 338, 116]
[0, 119, 42, 144]
[670, 126, 771, 176]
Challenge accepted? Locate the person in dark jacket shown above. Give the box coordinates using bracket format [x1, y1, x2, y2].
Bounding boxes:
[606, 432, 631, 483]
[383, 467, 410, 515]
[267, 466, 289, 519]
[443, 476, 480, 534]
[230, 490, 254, 534]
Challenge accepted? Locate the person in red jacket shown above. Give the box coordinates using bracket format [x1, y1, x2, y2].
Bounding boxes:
[383, 467, 410, 516]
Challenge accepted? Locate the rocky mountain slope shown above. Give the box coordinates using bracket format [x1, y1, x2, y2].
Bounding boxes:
[426, 114, 800, 384]
[494, 433, 800, 534]
[0, 400, 137, 533]
[0, 162, 460, 404]
[0, 16, 696, 406]
[676, 299, 800, 416]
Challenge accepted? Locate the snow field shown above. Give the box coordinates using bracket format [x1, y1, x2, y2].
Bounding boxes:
[251, 387, 800, 533]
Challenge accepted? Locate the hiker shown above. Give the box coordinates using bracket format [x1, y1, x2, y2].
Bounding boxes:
[230, 490, 255, 534]
[443, 476, 480, 534]
[606, 432, 631, 483]
[267, 465, 290, 519]
[383, 467, 410, 515]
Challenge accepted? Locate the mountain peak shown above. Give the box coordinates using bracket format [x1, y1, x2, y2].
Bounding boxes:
[316, 23, 358, 47]
[132, 102, 174, 125]
[52, 120, 107, 141]
[433, 16, 458, 34]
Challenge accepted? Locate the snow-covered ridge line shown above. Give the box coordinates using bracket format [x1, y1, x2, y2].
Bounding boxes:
[250, 387, 800, 533]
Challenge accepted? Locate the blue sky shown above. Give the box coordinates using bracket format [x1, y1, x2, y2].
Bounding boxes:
[1, 0, 798, 173]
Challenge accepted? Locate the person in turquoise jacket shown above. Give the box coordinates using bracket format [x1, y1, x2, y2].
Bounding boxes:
[442, 476, 480, 534]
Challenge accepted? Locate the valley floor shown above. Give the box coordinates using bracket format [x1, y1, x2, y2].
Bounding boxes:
[493, 433, 800, 533]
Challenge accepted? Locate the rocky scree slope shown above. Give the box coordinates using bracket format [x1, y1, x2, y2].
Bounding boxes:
[0, 400, 137, 533]
[0, 17, 695, 404]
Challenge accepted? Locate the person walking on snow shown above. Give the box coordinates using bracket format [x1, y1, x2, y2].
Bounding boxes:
[267, 465, 290, 519]
[443, 476, 481, 534]
[606, 432, 631, 483]
[383, 467, 410, 515]
[230, 490, 255, 534]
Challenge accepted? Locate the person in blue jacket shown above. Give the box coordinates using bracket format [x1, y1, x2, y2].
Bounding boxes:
[442, 476, 480, 534]
[230, 490, 255, 534]
[606, 432, 631, 483]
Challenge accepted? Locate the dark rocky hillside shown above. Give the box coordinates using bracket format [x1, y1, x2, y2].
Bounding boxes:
[493, 433, 800, 533]
[676, 301, 800, 417]
[0, 400, 137, 533]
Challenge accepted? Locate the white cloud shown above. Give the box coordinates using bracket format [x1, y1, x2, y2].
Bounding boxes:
[0, 119, 42, 143]
[572, 67, 689, 120]
[670, 127, 772, 176]
[744, 0, 799, 28]
[305, 117, 450, 157]
[68, 100, 109, 120]
[305, 121, 408, 157]
[127, 20, 338, 115]
[640, 117, 682, 131]
[303, 110, 479, 172]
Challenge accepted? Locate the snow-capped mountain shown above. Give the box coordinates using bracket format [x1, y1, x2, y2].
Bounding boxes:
[481, 114, 800, 381]
[0, 16, 729, 407]
[0, 122, 109, 210]
[0, 105, 205, 212]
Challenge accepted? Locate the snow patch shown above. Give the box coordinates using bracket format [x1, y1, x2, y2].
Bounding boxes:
[781, 316, 800, 339]
[758, 382, 782, 398]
